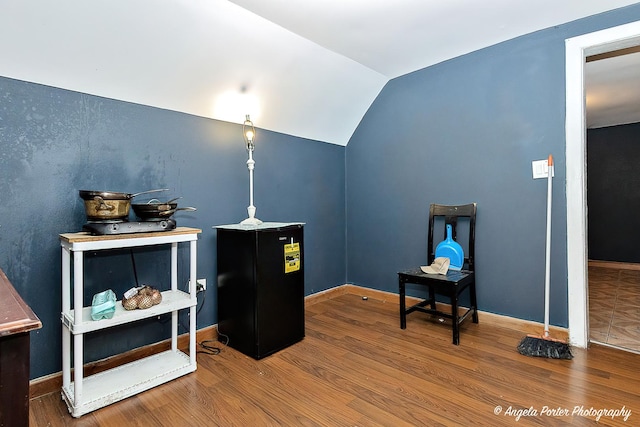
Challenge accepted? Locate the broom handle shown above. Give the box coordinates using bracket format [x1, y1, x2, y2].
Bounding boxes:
[544, 154, 553, 338]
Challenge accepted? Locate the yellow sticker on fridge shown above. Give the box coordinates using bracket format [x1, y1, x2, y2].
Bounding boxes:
[284, 242, 300, 273]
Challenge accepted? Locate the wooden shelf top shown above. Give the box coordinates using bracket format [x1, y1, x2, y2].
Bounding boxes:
[0, 269, 42, 337]
[59, 227, 202, 244]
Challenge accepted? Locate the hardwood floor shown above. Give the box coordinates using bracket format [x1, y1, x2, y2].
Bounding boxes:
[30, 292, 640, 426]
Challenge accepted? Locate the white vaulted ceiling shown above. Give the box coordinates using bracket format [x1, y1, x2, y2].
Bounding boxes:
[586, 47, 640, 129]
[1, 0, 639, 145]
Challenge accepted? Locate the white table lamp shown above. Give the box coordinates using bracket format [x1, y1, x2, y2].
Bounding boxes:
[240, 115, 263, 225]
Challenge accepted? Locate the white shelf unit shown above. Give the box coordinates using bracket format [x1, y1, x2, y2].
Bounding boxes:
[59, 227, 201, 418]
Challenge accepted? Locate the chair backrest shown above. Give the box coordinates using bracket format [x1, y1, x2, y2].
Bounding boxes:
[427, 203, 477, 271]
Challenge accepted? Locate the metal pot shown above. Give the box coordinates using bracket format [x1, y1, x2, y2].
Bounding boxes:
[79, 189, 169, 221]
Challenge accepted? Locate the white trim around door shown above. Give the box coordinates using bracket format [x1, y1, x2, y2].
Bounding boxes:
[565, 20, 640, 348]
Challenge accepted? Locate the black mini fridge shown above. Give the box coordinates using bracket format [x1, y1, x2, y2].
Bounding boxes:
[216, 222, 304, 359]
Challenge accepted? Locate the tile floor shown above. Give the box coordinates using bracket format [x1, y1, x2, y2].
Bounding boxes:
[589, 264, 640, 353]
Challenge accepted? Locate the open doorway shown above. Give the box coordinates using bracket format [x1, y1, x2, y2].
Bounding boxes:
[565, 20, 640, 349]
[585, 49, 640, 353]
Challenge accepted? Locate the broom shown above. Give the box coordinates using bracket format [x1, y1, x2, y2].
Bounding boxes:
[517, 154, 572, 360]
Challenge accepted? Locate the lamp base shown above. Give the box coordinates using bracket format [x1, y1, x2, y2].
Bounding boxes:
[240, 217, 263, 226]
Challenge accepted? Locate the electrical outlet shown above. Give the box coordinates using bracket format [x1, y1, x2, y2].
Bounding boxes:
[189, 278, 207, 293]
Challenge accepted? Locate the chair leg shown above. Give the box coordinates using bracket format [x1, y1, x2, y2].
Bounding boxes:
[428, 287, 436, 310]
[451, 292, 460, 345]
[470, 280, 479, 324]
[399, 280, 406, 329]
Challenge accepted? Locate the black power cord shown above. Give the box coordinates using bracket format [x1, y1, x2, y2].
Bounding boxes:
[197, 339, 222, 355]
[198, 324, 229, 355]
[130, 249, 226, 356]
[130, 249, 140, 287]
[178, 284, 229, 356]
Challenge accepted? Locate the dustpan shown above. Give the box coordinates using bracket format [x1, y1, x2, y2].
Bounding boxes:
[435, 224, 464, 270]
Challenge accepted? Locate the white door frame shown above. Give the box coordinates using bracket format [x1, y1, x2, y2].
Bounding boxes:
[565, 20, 640, 348]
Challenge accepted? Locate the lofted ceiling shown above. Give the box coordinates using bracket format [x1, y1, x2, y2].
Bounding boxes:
[586, 47, 640, 129]
[1, 0, 639, 145]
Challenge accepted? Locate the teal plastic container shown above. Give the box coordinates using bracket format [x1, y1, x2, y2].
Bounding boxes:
[90, 289, 117, 320]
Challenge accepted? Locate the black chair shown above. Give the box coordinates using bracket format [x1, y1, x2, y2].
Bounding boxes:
[398, 203, 478, 345]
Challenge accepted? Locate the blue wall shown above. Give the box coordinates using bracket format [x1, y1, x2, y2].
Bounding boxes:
[346, 7, 640, 325]
[0, 77, 346, 378]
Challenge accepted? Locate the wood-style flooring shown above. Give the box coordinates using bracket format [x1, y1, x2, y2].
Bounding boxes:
[589, 264, 640, 353]
[30, 292, 640, 426]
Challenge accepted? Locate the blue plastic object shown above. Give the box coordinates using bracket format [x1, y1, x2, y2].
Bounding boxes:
[435, 224, 464, 270]
[91, 289, 116, 320]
